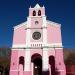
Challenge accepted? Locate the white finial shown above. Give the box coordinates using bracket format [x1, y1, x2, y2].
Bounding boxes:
[30, 5, 31, 8]
[34, 4, 41, 8]
[43, 5, 45, 8]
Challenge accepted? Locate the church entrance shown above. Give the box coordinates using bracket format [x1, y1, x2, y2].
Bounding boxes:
[31, 54, 42, 75]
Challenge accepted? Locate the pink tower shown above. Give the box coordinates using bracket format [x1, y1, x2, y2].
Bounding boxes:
[10, 4, 66, 75]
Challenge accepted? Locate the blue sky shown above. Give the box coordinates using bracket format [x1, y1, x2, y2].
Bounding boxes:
[0, 0, 75, 48]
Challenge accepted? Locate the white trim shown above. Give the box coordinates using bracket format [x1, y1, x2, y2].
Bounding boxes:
[55, 48, 63, 49]
[14, 22, 27, 30]
[31, 63, 34, 75]
[12, 43, 63, 50]
[26, 17, 31, 47]
[42, 16, 47, 27]
[42, 16, 47, 46]
[12, 44, 26, 48]
[43, 48, 49, 71]
[47, 20, 61, 26]
[26, 17, 31, 28]
[24, 50, 31, 71]
[13, 19, 61, 30]
[10, 70, 18, 71]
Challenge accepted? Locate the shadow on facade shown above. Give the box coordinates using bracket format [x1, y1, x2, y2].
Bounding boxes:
[49, 56, 59, 75]
[0, 65, 9, 75]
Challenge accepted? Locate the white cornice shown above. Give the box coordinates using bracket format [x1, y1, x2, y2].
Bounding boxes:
[13, 20, 61, 30]
[12, 43, 63, 50]
[47, 20, 61, 27]
[13, 21, 27, 30]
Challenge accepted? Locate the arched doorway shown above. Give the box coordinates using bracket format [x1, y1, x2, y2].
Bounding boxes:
[19, 56, 24, 75]
[49, 56, 55, 75]
[31, 53, 42, 75]
[19, 56, 24, 68]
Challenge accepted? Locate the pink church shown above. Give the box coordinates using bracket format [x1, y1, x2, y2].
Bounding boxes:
[10, 4, 66, 75]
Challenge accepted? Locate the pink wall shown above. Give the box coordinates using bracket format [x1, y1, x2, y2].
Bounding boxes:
[13, 26, 26, 45]
[10, 50, 19, 70]
[31, 17, 42, 28]
[47, 23, 62, 43]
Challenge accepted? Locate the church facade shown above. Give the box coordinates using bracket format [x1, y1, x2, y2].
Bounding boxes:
[10, 4, 66, 75]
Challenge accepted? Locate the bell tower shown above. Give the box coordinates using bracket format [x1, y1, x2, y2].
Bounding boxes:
[10, 4, 66, 75]
[28, 3, 49, 71]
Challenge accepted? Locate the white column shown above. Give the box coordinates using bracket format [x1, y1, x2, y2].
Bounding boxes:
[31, 62, 34, 75]
[24, 17, 31, 71]
[26, 17, 31, 47]
[43, 48, 49, 71]
[49, 65, 51, 75]
[42, 16, 47, 43]
[25, 50, 31, 71]
[42, 14, 48, 71]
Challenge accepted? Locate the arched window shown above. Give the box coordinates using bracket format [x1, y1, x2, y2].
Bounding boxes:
[33, 10, 36, 16]
[19, 56, 24, 65]
[38, 10, 41, 16]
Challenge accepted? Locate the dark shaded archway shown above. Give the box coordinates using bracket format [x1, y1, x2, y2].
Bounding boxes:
[31, 53, 42, 75]
[49, 56, 55, 75]
[19, 56, 24, 70]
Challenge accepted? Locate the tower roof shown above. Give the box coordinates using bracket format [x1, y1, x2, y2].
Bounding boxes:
[34, 4, 41, 8]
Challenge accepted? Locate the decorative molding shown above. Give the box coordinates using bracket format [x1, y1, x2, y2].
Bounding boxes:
[12, 43, 63, 50]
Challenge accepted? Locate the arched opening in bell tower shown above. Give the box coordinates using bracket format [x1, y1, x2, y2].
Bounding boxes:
[38, 10, 41, 16]
[33, 10, 36, 16]
[31, 53, 42, 75]
[49, 56, 55, 75]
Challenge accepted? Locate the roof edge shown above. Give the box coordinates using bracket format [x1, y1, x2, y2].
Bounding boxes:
[13, 21, 27, 30]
